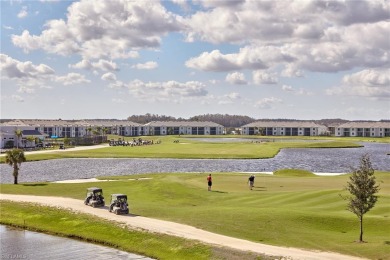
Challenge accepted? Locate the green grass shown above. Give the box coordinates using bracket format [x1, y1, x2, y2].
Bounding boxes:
[0, 201, 268, 260]
[1, 171, 389, 259]
[0, 201, 210, 259]
[0, 136, 363, 163]
[274, 169, 316, 177]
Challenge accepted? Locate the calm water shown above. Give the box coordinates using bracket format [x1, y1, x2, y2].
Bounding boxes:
[0, 225, 153, 260]
[0, 142, 388, 183]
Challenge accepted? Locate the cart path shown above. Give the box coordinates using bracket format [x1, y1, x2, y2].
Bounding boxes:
[0, 194, 364, 260]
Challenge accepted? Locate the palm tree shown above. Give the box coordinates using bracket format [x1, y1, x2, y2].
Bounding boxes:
[26, 136, 35, 147]
[102, 127, 108, 136]
[14, 129, 23, 148]
[96, 126, 102, 136]
[5, 149, 26, 184]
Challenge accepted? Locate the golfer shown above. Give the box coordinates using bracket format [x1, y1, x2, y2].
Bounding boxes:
[248, 175, 255, 190]
[207, 174, 212, 191]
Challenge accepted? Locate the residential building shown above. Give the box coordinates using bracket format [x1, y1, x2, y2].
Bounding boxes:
[143, 121, 224, 135]
[334, 121, 390, 137]
[0, 120, 45, 149]
[241, 121, 328, 136]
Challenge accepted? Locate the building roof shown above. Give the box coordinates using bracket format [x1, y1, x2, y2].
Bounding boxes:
[80, 120, 141, 127]
[145, 121, 223, 127]
[0, 119, 28, 127]
[11, 119, 74, 126]
[242, 121, 326, 128]
[336, 121, 390, 128]
[2, 119, 141, 127]
[22, 130, 45, 136]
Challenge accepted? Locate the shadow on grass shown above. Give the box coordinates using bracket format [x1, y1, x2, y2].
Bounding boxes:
[210, 190, 227, 193]
[22, 184, 48, 187]
[251, 186, 267, 191]
[91, 205, 140, 217]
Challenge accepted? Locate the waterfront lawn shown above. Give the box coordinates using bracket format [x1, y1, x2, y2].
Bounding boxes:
[3, 136, 363, 162]
[0, 201, 267, 260]
[1, 171, 389, 259]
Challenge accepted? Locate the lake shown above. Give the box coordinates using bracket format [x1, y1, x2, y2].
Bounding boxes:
[0, 142, 388, 183]
[0, 225, 153, 260]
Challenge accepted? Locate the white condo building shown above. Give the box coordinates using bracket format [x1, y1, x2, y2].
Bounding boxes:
[241, 121, 328, 136]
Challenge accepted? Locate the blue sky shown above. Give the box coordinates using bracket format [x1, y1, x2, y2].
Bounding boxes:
[1, 0, 389, 120]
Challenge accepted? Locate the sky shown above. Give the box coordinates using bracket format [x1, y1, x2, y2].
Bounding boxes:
[1, 0, 389, 121]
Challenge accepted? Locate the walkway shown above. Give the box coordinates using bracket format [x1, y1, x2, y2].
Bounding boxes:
[0, 194, 364, 260]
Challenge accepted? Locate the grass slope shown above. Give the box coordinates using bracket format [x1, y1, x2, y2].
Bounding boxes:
[1, 171, 389, 259]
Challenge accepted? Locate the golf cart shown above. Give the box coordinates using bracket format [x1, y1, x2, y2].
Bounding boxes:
[109, 194, 129, 215]
[84, 187, 105, 208]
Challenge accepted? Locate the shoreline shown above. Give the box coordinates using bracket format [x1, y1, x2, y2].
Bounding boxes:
[51, 172, 346, 184]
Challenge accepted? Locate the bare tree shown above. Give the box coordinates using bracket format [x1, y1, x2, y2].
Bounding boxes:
[344, 154, 380, 242]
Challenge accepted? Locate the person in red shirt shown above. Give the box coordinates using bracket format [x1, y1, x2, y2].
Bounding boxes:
[207, 174, 212, 191]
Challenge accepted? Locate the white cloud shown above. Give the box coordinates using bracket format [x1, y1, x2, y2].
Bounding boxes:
[282, 85, 294, 92]
[281, 64, 304, 78]
[186, 48, 270, 72]
[226, 92, 241, 100]
[107, 79, 208, 102]
[0, 53, 55, 79]
[17, 6, 28, 18]
[254, 97, 282, 109]
[3, 25, 14, 30]
[101, 72, 117, 81]
[70, 59, 119, 72]
[55, 73, 90, 86]
[183, 1, 389, 75]
[69, 59, 92, 70]
[12, 0, 182, 60]
[12, 95, 24, 102]
[326, 69, 390, 99]
[132, 61, 158, 70]
[253, 71, 278, 84]
[129, 80, 207, 98]
[226, 72, 247, 85]
[184, 0, 389, 44]
[18, 86, 35, 94]
[296, 88, 314, 96]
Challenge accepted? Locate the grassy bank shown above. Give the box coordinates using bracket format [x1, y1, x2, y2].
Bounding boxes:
[0, 201, 267, 260]
[1, 136, 363, 163]
[1, 171, 389, 259]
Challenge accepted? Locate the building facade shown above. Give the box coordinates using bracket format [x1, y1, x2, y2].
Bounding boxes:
[0, 120, 46, 149]
[143, 121, 224, 136]
[334, 122, 390, 137]
[241, 121, 328, 136]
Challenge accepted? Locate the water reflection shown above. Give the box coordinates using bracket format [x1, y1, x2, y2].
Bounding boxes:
[0, 225, 152, 260]
[0, 142, 388, 183]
